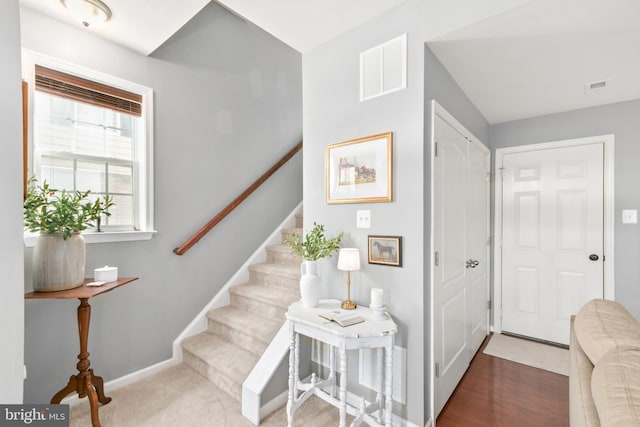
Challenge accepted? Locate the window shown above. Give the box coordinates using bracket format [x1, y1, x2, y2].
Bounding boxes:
[23, 52, 154, 244]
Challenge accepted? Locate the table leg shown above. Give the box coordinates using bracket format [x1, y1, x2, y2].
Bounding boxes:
[339, 341, 347, 427]
[329, 344, 336, 398]
[384, 342, 393, 427]
[50, 298, 110, 427]
[287, 323, 296, 427]
[377, 347, 384, 422]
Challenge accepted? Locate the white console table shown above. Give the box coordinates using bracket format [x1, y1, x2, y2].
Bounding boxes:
[285, 299, 398, 427]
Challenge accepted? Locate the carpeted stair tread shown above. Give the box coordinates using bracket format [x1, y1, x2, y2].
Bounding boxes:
[230, 283, 299, 309]
[267, 243, 297, 254]
[207, 306, 281, 354]
[266, 243, 302, 264]
[249, 262, 300, 279]
[281, 227, 302, 242]
[181, 333, 257, 401]
[229, 283, 300, 322]
[182, 333, 257, 379]
[249, 262, 301, 290]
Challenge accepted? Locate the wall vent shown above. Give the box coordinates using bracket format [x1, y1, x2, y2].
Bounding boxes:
[585, 79, 609, 94]
[360, 34, 407, 101]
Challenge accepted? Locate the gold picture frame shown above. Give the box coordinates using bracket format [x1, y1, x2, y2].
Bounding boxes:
[325, 132, 392, 204]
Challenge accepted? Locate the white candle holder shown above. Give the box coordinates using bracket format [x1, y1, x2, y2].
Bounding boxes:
[370, 305, 388, 321]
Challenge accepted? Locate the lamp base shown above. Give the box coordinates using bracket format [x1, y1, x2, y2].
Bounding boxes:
[341, 300, 357, 310]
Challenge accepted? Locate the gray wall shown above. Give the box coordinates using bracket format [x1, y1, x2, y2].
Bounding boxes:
[490, 99, 640, 318]
[303, 1, 428, 424]
[424, 46, 489, 144]
[21, 3, 302, 403]
[0, 0, 25, 403]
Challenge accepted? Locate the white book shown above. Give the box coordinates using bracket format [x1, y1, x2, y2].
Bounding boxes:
[319, 310, 364, 327]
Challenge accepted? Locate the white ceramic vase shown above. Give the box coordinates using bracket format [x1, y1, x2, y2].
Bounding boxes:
[32, 232, 86, 292]
[300, 260, 321, 308]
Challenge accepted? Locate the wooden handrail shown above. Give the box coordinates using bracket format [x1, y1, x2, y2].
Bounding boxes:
[173, 141, 303, 255]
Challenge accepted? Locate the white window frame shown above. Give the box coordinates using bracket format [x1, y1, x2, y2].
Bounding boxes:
[22, 49, 155, 246]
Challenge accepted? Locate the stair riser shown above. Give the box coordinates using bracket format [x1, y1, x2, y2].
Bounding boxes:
[281, 228, 301, 243]
[230, 293, 288, 322]
[207, 319, 270, 355]
[249, 271, 300, 290]
[266, 249, 302, 265]
[182, 350, 242, 402]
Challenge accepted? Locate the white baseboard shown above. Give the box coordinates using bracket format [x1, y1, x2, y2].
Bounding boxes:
[61, 358, 177, 407]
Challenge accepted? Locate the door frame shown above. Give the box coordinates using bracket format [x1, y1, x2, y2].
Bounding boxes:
[492, 134, 615, 333]
[430, 100, 490, 420]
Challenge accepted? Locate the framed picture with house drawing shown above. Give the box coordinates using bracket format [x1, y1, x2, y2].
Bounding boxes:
[325, 132, 392, 204]
[368, 235, 402, 267]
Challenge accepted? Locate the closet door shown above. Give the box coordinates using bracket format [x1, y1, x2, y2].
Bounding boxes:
[433, 110, 490, 417]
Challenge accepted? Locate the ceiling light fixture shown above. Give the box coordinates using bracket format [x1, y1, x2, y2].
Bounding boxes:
[60, 0, 112, 27]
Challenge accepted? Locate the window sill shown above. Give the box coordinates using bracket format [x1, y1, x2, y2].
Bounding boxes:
[24, 230, 157, 248]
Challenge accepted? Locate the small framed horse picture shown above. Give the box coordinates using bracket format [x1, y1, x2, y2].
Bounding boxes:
[368, 235, 402, 267]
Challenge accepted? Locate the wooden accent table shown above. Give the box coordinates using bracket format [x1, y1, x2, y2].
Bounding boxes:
[25, 277, 138, 427]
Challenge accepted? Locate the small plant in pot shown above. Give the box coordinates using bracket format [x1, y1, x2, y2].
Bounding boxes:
[285, 222, 343, 307]
[24, 178, 114, 292]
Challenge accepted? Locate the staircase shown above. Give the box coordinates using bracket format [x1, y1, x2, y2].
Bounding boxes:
[180, 213, 303, 403]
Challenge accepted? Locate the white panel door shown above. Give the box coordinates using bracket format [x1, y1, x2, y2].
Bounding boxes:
[467, 141, 490, 353]
[433, 113, 490, 416]
[501, 143, 604, 344]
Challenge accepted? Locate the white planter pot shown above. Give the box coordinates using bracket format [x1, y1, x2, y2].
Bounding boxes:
[300, 260, 321, 308]
[32, 232, 86, 292]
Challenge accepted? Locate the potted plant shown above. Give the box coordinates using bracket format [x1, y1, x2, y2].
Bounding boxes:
[24, 178, 114, 292]
[285, 222, 343, 307]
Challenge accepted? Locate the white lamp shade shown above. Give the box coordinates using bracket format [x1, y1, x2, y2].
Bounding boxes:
[337, 248, 360, 271]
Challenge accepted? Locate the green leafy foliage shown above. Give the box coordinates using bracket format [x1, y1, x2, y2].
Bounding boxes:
[24, 178, 114, 240]
[285, 222, 343, 261]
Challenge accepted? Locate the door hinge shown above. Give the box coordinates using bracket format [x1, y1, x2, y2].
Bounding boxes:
[488, 300, 492, 310]
[434, 142, 439, 157]
[434, 251, 439, 266]
[435, 362, 440, 378]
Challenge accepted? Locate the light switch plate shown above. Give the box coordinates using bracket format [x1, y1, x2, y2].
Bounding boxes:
[622, 209, 638, 224]
[357, 210, 371, 228]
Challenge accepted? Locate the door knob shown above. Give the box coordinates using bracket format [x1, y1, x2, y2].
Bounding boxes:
[589, 254, 599, 261]
[466, 259, 479, 269]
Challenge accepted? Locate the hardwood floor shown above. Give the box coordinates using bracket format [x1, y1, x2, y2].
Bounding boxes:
[436, 335, 569, 427]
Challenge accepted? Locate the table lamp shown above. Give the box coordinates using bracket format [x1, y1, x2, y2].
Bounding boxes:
[337, 248, 360, 310]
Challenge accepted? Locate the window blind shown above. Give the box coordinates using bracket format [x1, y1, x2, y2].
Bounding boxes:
[35, 65, 142, 117]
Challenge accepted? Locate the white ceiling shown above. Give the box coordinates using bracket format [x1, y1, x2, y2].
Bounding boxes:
[19, 0, 408, 55]
[19, 0, 640, 124]
[428, 0, 640, 123]
[19, 0, 212, 56]
[215, 0, 408, 52]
